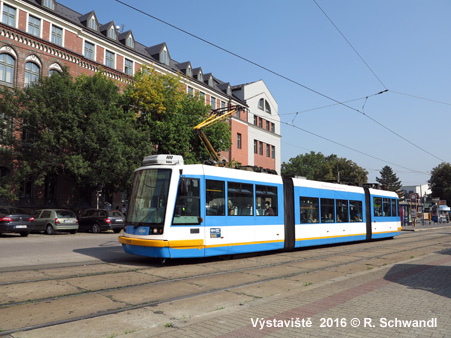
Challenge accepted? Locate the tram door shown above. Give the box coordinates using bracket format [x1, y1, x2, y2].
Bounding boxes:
[204, 179, 228, 256]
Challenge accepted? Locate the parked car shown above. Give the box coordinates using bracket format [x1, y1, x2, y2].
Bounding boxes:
[78, 209, 125, 233]
[32, 209, 78, 235]
[0, 206, 34, 237]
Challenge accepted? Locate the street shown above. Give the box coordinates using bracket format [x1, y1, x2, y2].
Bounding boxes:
[0, 226, 450, 337]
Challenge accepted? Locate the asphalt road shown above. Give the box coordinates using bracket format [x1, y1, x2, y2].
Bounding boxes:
[0, 232, 145, 270]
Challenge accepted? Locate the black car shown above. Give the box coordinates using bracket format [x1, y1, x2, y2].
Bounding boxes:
[78, 209, 125, 233]
[0, 206, 34, 237]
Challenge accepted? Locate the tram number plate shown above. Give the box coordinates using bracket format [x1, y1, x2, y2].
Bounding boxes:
[210, 228, 221, 238]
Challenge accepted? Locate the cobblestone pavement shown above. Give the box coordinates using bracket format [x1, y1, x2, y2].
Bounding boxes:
[156, 249, 451, 338]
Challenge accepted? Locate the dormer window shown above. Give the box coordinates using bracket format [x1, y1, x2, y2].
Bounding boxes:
[198, 72, 203, 82]
[186, 65, 192, 77]
[126, 35, 134, 48]
[208, 77, 213, 87]
[43, 0, 55, 10]
[227, 86, 231, 96]
[160, 49, 169, 66]
[108, 26, 117, 40]
[258, 98, 271, 114]
[88, 16, 97, 31]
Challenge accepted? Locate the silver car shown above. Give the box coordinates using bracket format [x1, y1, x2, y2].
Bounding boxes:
[32, 209, 78, 235]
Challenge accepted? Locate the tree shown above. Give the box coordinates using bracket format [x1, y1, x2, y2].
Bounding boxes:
[281, 151, 368, 184]
[376, 166, 403, 197]
[429, 162, 451, 203]
[0, 69, 151, 203]
[122, 66, 231, 164]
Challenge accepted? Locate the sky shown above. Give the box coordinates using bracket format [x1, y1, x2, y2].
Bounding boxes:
[57, 0, 451, 186]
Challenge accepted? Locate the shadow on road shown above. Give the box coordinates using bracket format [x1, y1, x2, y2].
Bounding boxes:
[384, 250, 451, 299]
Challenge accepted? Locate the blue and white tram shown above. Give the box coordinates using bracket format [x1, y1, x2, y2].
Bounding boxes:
[119, 155, 401, 259]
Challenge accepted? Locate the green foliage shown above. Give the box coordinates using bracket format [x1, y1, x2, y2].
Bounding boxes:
[376, 165, 403, 196]
[429, 162, 451, 203]
[281, 151, 368, 184]
[123, 66, 231, 163]
[0, 69, 151, 202]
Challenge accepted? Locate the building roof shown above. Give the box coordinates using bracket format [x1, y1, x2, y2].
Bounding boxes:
[23, 0, 246, 104]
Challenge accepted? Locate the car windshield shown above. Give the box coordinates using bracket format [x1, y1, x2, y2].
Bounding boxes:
[0, 207, 26, 214]
[127, 168, 171, 226]
[57, 210, 76, 218]
[109, 211, 124, 217]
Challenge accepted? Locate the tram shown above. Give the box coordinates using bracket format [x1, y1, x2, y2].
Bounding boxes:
[119, 155, 401, 259]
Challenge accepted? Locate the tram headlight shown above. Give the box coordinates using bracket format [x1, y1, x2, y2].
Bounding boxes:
[152, 228, 158, 234]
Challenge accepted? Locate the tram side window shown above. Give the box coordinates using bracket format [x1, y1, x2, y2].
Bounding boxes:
[373, 197, 382, 216]
[228, 182, 254, 216]
[256, 185, 278, 216]
[383, 198, 391, 216]
[349, 200, 363, 222]
[336, 199, 349, 223]
[206, 180, 225, 216]
[300, 197, 319, 223]
[172, 178, 200, 225]
[391, 199, 397, 217]
[321, 198, 335, 223]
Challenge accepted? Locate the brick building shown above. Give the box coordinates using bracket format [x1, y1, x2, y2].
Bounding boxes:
[0, 0, 281, 208]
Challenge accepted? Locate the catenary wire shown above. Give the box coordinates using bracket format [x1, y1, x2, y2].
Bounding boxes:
[113, 0, 446, 164]
[312, 0, 388, 90]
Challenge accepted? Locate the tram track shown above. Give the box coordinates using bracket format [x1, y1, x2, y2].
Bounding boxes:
[1, 230, 449, 336]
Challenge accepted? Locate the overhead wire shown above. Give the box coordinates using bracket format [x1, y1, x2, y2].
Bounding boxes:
[312, 0, 388, 90]
[113, 0, 447, 166]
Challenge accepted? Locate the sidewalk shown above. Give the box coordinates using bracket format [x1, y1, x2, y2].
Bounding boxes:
[401, 221, 451, 231]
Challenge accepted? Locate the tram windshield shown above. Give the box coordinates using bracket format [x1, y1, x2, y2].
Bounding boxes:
[127, 169, 171, 226]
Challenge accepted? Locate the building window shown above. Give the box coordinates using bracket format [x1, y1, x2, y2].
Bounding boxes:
[105, 50, 115, 68]
[160, 49, 169, 66]
[200, 92, 205, 103]
[51, 25, 63, 46]
[88, 16, 97, 30]
[187, 86, 194, 96]
[28, 15, 41, 37]
[44, 0, 55, 10]
[126, 35, 134, 48]
[0, 54, 15, 85]
[258, 118, 262, 128]
[125, 58, 133, 76]
[254, 140, 257, 154]
[259, 141, 263, 155]
[84, 41, 94, 60]
[271, 145, 275, 159]
[266, 144, 270, 157]
[2, 4, 16, 27]
[108, 26, 117, 40]
[237, 133, 242, 149]
[24, 62, 40, 86]
[49, 69, 60, 76]
[254, 115, 257, 125]
[210, 96, 216, 109]
[198, 72, 203, 82]
[221, 101, 226, 109]
[266, 121, 270, 131]
[271, 123, 275, 133]
[265, 101, 271, 113]
[258, 98, 264, 110]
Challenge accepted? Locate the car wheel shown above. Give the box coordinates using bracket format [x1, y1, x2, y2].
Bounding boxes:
[91, 223, 101, 233]
[46, 225, 55, 235]
[70, 230, 77, 234]
[20, 232, 29, 237]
